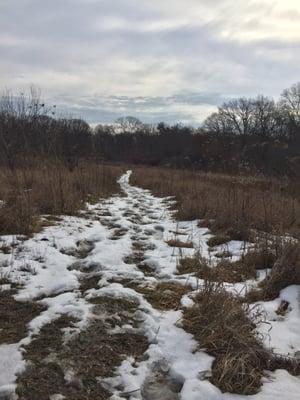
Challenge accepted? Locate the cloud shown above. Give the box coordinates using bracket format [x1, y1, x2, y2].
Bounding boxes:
[53, 92, 223, 125]
[0, 0, 299, 124]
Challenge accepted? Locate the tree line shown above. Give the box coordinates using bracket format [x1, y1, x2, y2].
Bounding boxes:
[203, 83, 300, 138]
[0, 83, 299, 177]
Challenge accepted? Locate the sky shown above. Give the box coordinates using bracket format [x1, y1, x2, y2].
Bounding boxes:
[0, 0, 299, 125]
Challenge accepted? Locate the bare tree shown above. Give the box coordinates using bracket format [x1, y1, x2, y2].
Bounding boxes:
[207, 98, 256, 135]
[252, 95, 277, 137]
[115, 116, 143, 133]
[203, 112, 230, 135]
[280, 82, 300, 124]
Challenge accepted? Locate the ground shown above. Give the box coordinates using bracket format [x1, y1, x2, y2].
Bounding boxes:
[0, 171, 299, 400]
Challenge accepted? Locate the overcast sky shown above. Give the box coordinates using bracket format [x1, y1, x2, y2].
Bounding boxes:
[0, 0, 299, 125]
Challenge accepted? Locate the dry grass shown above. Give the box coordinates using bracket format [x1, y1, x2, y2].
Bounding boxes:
[247, 242, 300, 301]
[214, 259, 256, 283]
[177, 255, 207, 275]
[0, 161, 124, 235]
[205, 227, 255, 247]
[166, 239, 194, 248]
[124, 252, 145, 265]
[182, 280, 299, 395]
[178, 239, 296, 285]
[131, 167, 300, 238]
[79, 273, 102, 293]
[241, 244, 276, 270]
[177, 253, 256, 283]
[16, 315, 80, 400]
[0, 289, 45, 344]
[17, 295, 148, 400]
[213, 242, 278, 283]
[207, 234, 230, 247]
[130, 281, 192, 310]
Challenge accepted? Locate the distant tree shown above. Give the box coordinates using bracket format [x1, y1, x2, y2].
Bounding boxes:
[219, 98, 255, 135]
[203, 98, 256, 136]
[203, 95, 293, 138]
[280, 82, 300, 126]
[115, 116, 143, 133]
[252, 96, 277, 137]
[94, 124, 116, 135]
[203, 112, 230, 135]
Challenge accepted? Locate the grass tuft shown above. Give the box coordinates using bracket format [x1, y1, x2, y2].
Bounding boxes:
[166, 239, 194, 248]
[182, 280, 299, 394]
[247, 242, 300, 301]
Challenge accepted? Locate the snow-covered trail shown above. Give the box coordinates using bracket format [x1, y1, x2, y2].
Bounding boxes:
[0, 171, 299, 400]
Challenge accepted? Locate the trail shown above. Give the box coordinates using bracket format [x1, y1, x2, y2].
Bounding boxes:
[0, 171, 299, 400]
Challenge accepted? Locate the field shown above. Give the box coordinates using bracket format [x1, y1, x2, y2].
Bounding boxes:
[0, 166, 299, 399]
[1, 2, 300, 398]
[131, 166, 300, 238]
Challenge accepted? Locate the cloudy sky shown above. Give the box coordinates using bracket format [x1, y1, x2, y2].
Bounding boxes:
[0, 0, 299, 125]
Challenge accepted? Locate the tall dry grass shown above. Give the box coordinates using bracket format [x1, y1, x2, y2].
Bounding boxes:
[246, 241, 300, 302]
[0, 161, 124, 235]
[131, 167, 300, 237]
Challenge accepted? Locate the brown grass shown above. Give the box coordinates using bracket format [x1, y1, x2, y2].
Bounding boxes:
[131, 167, 300, 237]
[177, 255, 206, 275]
[17, 295, 148, 400]
[178, 239, 296, 285]
[214, 259, 256, 283]
[130, 281, 192, 310]
[177, 253, 256, 283]
[182, 280, 299, 395]
[207, 234, 230, 247]
[241, 244, 276, 270]
[0, 290, 45, 345]
[0, 161, 124, 235]
[166, 239, 194, 248]
[247, 242, 300, 301]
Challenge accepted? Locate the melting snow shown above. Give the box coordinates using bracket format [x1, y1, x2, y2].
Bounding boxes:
[0, 170, 299, 399]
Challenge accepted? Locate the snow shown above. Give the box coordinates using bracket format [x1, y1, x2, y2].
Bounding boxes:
[256, 285, 300, 356]
[0, 170, 299, 399]
[0, 344, 25, 397]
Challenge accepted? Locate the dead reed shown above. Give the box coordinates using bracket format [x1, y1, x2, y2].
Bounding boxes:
[131, 167, 300, 238]
[247, 241, 300, 301]
[0, 160, 124, 235]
